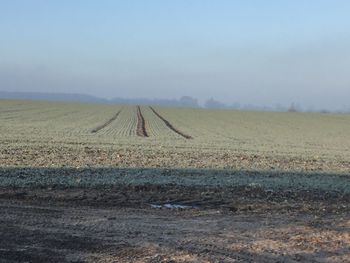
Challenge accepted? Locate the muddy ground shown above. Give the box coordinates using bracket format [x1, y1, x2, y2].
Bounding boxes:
[0, 184, 349, 263]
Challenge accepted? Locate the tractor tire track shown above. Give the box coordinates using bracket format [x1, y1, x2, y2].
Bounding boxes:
[149, 106, 192, 139]
[91, 110, 122, 133]
[136, 106, 148, 137]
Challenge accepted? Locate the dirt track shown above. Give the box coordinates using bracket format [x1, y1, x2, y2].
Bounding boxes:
[136, 106, 148, 137]
[91, 110, 122, 133]
[0, 185, 349, 263]
[149, 106, 192, 139]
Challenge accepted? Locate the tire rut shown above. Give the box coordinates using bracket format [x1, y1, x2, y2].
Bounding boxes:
[149, 106, 192, 139]
[136, 106, 148, 137]
[91, 110, 122, 133]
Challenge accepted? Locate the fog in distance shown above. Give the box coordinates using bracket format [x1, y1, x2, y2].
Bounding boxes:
[1, 1, 349, 111]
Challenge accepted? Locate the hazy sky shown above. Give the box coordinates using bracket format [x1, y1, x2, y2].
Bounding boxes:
[1, 0, 350, 109]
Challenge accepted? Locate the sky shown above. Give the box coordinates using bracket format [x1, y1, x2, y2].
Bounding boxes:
[0, 0, 350, 110]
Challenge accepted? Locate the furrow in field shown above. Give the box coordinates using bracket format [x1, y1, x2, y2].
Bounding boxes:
[149, 106, 192, 139]
[91, 110, 122, 133]
[136, 106, 148, 137]
[140, 107, 179, 138]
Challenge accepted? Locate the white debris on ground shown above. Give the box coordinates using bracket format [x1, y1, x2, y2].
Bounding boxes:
[150, 203, 196, 209]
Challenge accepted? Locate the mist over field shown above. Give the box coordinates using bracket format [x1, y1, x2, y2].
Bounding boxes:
[1, 1, 350, 111]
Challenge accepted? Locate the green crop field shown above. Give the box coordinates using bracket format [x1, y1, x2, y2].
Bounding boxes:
[1, 99, 350, 171]
[1, 98, 350, 192]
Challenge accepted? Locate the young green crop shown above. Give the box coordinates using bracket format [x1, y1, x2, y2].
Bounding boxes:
[1, 99, 350, 171]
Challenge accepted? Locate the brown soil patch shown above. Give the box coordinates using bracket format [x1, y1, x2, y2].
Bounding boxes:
[1, 143, 349, 172]
[136, 106, 148, 137]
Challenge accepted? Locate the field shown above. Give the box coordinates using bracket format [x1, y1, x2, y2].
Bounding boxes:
[0, 99, 349, 262]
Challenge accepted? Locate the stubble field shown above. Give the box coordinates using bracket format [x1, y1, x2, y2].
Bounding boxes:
[0, 99, 349, 262]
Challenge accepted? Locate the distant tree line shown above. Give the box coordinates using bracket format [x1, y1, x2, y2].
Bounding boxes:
[1, 91, 349, 113]
[111, 96, 200, 108]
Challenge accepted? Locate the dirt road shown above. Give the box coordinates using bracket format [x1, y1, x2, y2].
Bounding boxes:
[0, 185, 349, 263]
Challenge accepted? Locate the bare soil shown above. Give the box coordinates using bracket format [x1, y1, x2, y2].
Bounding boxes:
[2, 143, 349, 173]
[137, 106, 148, 137]
[0, 185, 349, 263]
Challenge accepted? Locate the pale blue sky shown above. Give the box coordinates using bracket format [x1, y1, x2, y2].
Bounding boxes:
[1, 0, 350, 109]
